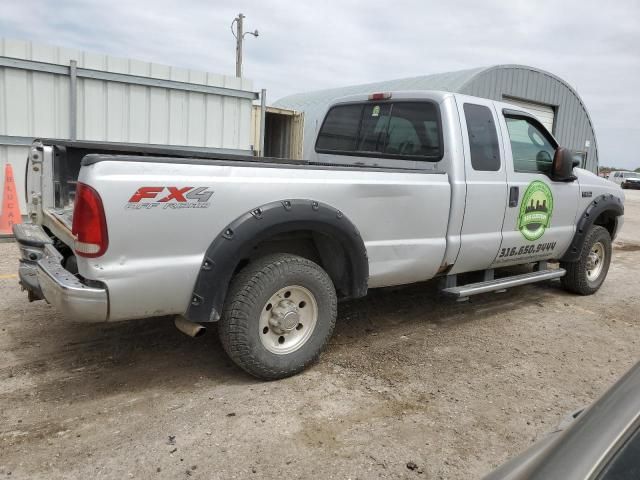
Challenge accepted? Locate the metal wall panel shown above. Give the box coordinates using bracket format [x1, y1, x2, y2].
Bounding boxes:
[0, 38, 257, 215]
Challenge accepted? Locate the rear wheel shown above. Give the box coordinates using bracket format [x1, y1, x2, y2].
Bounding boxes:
[560, 225, 612, 295]
[219, 254, 337, 379]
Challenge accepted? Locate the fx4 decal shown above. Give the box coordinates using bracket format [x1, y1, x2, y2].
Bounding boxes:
[126, 186, 214, 210]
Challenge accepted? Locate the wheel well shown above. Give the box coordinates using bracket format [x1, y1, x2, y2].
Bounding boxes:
[561, 195, 623, 263]
[237, 229, 353, 297]
[593, 211, 618, 238]
[186, 199, 369, 324]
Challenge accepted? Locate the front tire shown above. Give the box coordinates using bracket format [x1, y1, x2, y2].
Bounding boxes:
[219, 254, 337, 379]
[560, 225, 612, 295]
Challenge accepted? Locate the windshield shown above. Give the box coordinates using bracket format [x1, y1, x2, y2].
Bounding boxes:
[624, 172, 639, 178]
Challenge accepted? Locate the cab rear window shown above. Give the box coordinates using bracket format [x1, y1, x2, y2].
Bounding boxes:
[315, 101, 443, 161]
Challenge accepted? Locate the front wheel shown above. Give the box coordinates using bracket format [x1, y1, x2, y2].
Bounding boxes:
[560, 225, 612, 295]
[219, 254, 337, 379]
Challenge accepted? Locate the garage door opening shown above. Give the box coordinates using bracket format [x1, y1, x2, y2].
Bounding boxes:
[503, 96, 556, 134]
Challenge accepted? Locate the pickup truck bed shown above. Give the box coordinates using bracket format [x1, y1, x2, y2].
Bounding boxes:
[29, 139, 326, 249]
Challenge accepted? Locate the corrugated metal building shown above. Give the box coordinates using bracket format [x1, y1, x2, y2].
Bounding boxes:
[275, 65, 599, 172]
[0, 38, 260, 216]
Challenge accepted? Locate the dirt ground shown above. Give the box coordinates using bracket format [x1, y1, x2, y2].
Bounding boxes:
[1, 191, 639, 480]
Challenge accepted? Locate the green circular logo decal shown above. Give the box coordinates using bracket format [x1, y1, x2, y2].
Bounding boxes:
[518, 181, 553, 241]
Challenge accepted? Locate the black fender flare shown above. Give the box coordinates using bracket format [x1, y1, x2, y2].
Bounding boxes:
[561, 193, 624, 262]
[186, 199, 369, 323]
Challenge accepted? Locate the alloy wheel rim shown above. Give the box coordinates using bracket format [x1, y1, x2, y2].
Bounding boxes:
[259, 285, 318, 355]
[586, 241, 605, 281]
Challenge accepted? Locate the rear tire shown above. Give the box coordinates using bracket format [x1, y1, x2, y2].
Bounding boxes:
[560, 225, 611, 295]
[219, 253, 337, 379]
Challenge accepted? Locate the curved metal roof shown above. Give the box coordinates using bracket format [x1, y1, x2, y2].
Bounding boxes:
[274, 64, 598, 171]
[275, 66, 485, 109]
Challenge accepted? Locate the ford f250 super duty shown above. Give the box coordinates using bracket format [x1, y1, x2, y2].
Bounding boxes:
[14, 91, 625, 379]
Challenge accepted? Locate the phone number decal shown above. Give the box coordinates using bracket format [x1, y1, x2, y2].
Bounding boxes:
[496, 241, 557, 262]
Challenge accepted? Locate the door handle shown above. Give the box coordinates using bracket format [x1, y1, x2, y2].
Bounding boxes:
[509, 186, 519, 207]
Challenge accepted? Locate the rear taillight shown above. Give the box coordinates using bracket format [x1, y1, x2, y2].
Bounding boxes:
[72, 182, 108, 258]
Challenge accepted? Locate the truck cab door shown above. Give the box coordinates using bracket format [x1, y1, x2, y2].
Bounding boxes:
[449, 98, 508, 274]
[493, 111, 579, 267]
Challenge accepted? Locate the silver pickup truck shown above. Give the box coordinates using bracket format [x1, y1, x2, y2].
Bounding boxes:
[14, 90, 624, 379]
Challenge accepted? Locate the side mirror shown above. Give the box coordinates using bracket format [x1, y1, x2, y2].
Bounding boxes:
[552, 147, 576, 182]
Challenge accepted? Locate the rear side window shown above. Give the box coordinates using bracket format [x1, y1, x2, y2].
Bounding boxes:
[463, 103, 500, 171]
[505, 117, 556, 174]
[315, 101, 442, 161]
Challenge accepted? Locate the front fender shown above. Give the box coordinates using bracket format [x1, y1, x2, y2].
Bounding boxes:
[561, 194, 624, 262]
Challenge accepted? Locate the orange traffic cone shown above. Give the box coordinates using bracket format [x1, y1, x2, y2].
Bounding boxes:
[0, 163, 22, 235]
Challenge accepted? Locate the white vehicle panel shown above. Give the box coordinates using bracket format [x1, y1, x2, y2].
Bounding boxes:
[78, 161, 451, 320]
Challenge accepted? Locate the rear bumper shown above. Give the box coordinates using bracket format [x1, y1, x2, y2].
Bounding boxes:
[13, 224, 108, 323]
[622, 181, 640, 189]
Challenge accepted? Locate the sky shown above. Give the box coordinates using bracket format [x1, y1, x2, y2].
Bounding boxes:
[1, 0, 639, 169]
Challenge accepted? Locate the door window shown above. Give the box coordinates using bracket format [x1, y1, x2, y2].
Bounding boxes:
[464, 103, 501, 171]
[505, 117, 556, 174]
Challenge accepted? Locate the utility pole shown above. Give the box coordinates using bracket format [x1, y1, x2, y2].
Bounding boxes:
[231, 13, 258, 78]
[235, 13, 244, 78]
